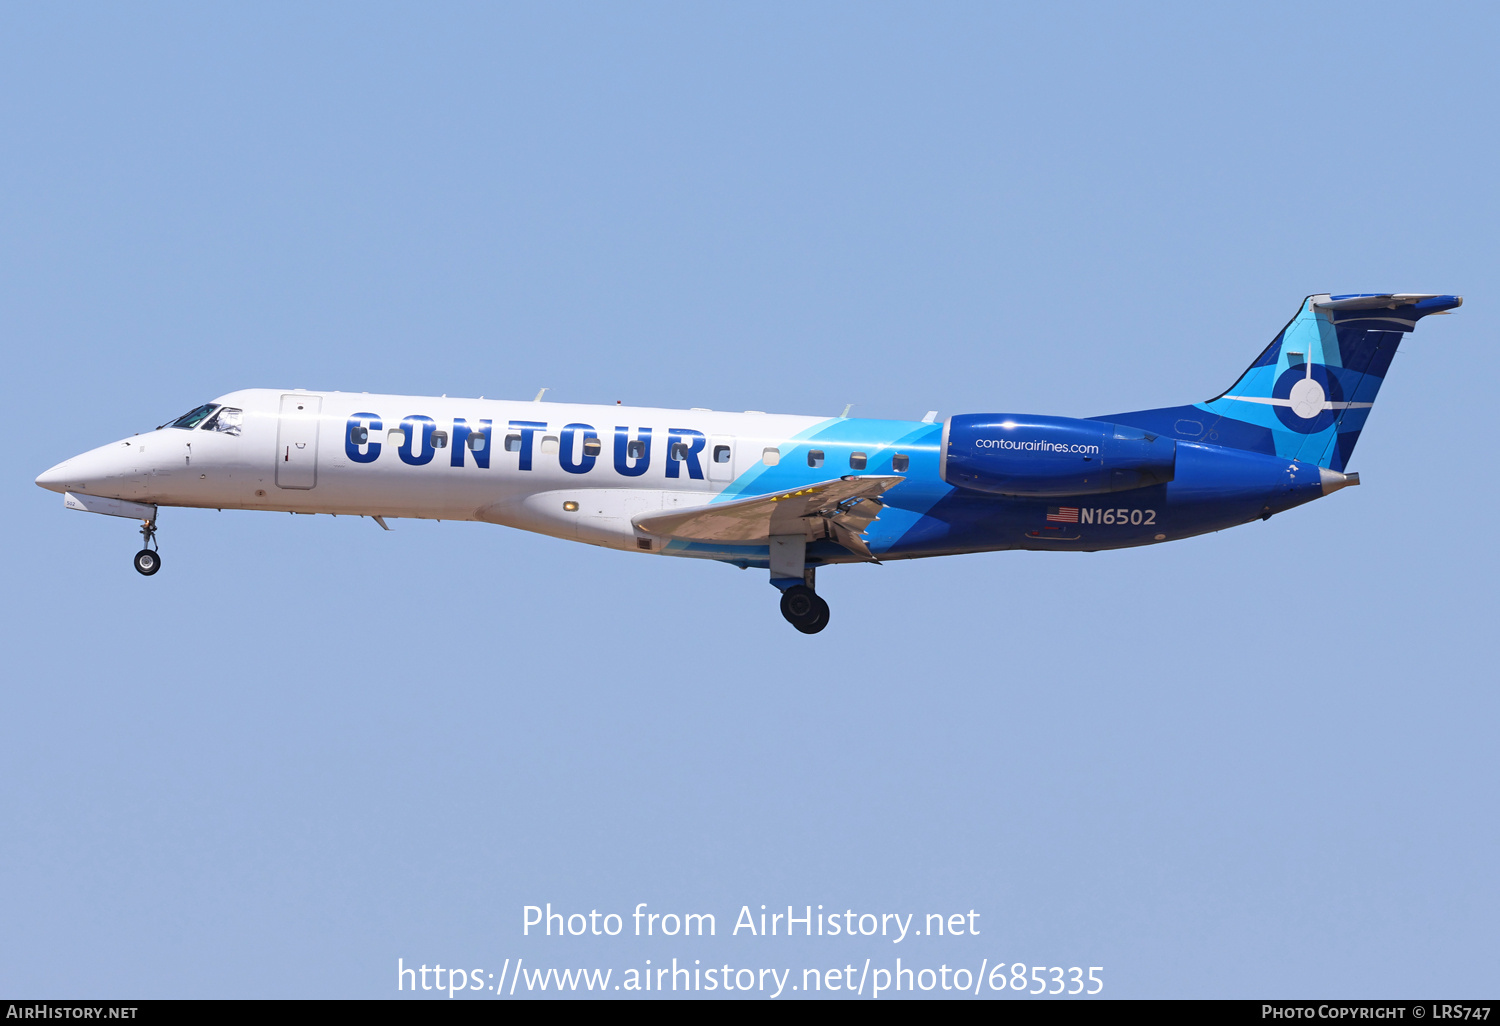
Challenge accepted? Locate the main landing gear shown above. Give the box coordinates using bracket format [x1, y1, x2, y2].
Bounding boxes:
[133, 519, 161, 576]
[770, 534, 828, 633]
[779, 584, 830, 634]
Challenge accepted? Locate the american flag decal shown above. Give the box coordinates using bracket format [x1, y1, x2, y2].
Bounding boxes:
[1046, 506, 1080, 523]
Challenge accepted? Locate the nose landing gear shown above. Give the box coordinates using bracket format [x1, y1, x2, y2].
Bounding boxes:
[779, 584, 829, 634]
[133, 519, 161, 576]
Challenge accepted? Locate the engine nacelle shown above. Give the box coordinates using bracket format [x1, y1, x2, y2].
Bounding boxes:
[941, 414, 1176, 497]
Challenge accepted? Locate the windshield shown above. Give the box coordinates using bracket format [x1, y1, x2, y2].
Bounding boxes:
[160, 404, 220, 430]
[201, 407, 243, 436]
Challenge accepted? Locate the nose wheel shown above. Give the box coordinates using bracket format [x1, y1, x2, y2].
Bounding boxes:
[779, 584, 829, 634]
[133, 519, 161, 576]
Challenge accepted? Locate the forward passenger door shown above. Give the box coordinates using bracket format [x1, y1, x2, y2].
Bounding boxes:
[276, 394, 322, 489]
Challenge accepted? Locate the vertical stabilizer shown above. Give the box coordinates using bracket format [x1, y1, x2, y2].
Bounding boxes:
[1109, 293, 1461, 470]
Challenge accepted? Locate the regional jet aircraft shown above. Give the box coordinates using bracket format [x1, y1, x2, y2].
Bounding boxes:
[36, 293, 1460, 632]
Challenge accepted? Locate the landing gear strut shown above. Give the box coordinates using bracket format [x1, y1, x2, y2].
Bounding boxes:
[779, 584, 829, 634]
[133, 519, 161, 576]
[770, 534, 827, 633]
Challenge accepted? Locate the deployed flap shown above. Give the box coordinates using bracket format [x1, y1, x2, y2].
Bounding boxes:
[633, 475, 904, 546]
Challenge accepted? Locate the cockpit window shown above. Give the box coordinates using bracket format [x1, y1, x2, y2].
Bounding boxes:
[201, 407, 243, 436]
[161, 404, 219, 430]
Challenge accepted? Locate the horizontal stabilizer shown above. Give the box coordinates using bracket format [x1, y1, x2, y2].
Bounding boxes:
[1313, 293, 1459, 314]
[633, 475, 904, 553]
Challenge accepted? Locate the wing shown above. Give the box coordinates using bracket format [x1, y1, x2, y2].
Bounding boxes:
[632, 475, 904, 559]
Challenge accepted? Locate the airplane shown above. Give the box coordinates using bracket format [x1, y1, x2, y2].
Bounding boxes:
[35, 292, 1460, 633]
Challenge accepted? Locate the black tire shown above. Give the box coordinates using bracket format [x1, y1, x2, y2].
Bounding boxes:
[795, 594, 830, 634]
[133, 549, 161, 576]
[780, 586, 829, 633]
[780, 585, 817, 624]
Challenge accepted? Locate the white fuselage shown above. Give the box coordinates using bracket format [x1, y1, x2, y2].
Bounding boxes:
[35, 388, 844, 555]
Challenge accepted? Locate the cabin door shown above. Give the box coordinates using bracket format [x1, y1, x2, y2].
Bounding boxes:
[276, 394, 322, 489]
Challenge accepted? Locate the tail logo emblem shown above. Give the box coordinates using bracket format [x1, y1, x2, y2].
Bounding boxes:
[1222, 361, 1373, 434]
[1287, 377, 1326, 420]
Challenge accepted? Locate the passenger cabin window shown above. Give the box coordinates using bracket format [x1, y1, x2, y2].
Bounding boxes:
[807, 450, 825, 468]
[892, 453, 910, 472]
[504, 434, 522, 452]
[670, 442, 690, 461]
[540, 435, 559, 455]
[163, 404, 219, 430]
[713, 445, 731, 463]
[388, 429, 404, 446]
[203, 407, 243, 436]
[348, 425, 368, 445]
[762, 448, 781, 466]
[583, 437, 602, 457]
[849, 451, 867, 470]
[467, 433, 487, 451]
[431, 431, 449, 449]
[627, 440, 646, 460]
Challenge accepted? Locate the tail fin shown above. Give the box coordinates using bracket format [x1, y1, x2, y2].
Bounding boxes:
[1109, 293, 1461, 470]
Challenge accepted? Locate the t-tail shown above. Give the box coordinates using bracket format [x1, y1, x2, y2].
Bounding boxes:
[1109, 293, 1462, 471]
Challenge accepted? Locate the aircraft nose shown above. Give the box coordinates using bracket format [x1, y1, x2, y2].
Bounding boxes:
[36, 443, 132, 495]
[35, 459, 74, 493]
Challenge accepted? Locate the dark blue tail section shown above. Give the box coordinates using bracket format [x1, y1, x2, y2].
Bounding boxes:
[1106, 293, 1461, 470]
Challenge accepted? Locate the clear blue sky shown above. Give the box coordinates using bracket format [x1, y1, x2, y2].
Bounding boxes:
[3, 1, 1495, 999]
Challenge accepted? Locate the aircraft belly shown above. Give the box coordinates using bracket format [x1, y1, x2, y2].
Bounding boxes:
[479, 487, 705, 551]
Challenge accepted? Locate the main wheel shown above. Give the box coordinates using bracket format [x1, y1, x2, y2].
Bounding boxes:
[133, 549, 161, 576]
[780, 584, 816, 623]
[779, 585, 830, 633]
[795, 594, 830, 635]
